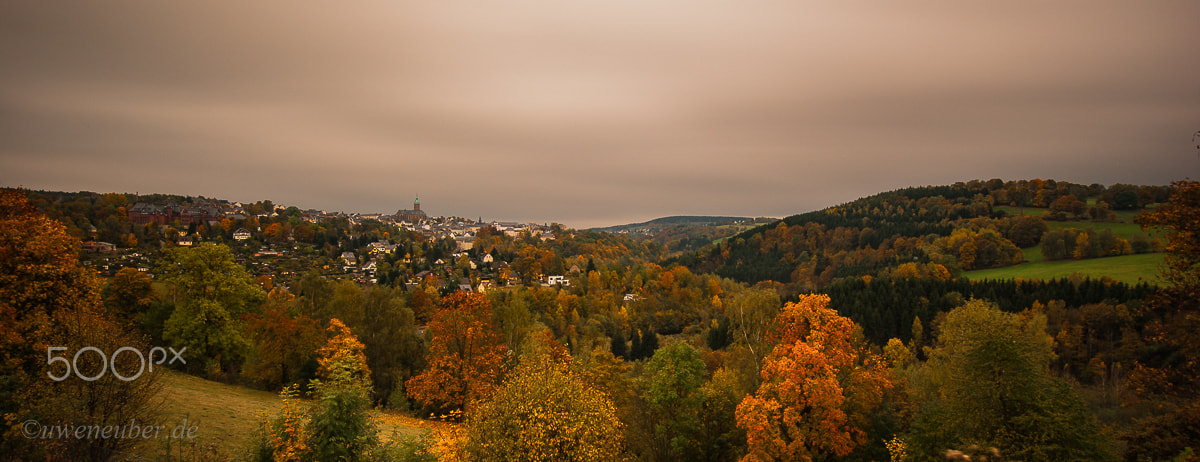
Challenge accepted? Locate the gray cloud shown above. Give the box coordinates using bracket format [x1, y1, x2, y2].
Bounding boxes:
[3, 1, 1198, 228]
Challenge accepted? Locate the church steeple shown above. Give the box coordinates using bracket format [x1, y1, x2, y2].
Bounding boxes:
[414, 195, 420, 211]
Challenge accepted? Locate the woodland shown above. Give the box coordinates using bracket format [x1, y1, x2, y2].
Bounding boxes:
[1, 178, 1198, 462]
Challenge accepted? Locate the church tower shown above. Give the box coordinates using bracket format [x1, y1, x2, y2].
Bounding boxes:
[414, 195, 420, 211]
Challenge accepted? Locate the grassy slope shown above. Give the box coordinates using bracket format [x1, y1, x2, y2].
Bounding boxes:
[969, 206, 1163, 284]
[132, 371, 436, 458]
[965, 253, 1165, 285]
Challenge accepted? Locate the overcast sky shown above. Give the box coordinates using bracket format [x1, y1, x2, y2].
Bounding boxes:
[2, 1, 1198, 228]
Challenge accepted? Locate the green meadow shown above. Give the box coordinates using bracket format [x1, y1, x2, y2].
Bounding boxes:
[965, 252, 1165, 285]
[967, 205, 1165, 285]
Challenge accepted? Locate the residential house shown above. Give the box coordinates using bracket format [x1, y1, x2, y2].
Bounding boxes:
[82, 241, 116, 253]
[368, 240, 398, 254]
[127, 202, 223, 227]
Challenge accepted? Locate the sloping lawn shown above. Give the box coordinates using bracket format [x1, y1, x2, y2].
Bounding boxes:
[965, 253, 1165, 285]
[127, 371, 433, 460]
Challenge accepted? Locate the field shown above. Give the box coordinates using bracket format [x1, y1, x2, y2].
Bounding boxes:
[965, 252, 1165, 285]
[965, 206, 1165, 284]
[993, 204, 1149, 224]
[130, 371, 434, 459]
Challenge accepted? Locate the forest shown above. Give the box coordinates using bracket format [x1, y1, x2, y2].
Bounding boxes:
[1, 178, 1197, 462]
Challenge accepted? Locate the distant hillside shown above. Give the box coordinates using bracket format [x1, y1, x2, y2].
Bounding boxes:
[595, 215, 775, 254]
[676, 179, 1170, 289]
[594, 215, 759, 233]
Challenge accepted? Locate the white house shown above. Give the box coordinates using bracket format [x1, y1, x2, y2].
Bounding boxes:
[233, 228, 252, 241]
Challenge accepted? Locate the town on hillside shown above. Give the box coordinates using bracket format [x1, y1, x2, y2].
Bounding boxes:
[38, 192, 566, 290]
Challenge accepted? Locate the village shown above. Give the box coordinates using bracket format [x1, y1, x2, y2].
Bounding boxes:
[76, 195, 572, 294]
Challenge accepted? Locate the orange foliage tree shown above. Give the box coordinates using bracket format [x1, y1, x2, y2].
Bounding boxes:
[735, 294, 892, 462]
[242, 306, 324, 390]
[405, 291, 506, 414]
[0, 190, 163, 460]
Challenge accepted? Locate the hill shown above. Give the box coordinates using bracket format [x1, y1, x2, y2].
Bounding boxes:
[596, 215, 775, 254]
[677, 180, 1170, 289]
[594, 215, 761, 233]
[131, 371, 436, 460]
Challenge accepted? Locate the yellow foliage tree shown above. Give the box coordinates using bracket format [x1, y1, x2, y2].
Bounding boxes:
[1073, 232, 1090, 259]
[0, 190, 163, 459]
[462, 338, 625, 462]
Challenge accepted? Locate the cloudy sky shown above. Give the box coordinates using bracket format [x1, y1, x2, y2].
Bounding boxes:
[2, 1, 1198, 228]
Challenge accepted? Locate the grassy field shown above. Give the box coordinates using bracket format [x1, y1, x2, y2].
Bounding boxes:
[965, 253, 1165, 285]
[967, 205, 1165, 284]
[130, 371, 435, 459]
[994, 205, 1151, 229]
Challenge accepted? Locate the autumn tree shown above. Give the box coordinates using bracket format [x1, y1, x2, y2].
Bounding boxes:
[1126, 180, 1200, 457]
[735, 294, 892, 462]
[1136, 179, 1200, 297]
[934, 228, 1022, 270]
[101, 267, 159, 325]
[263, 222, 289, 243]
[462, 336, 625, 462]
[0, 190, 99, 379]
[253, 319, 380, 462]
[241, 306, 323, 390]
[291, 222, 316, 243]
[1004, 215, 1049, 248]
[1040, 227, 1131, 260]
[307, 319, 378, 462]
[405, 291, 506, 413]
[1049, 194, 1087, 219]
[408, 287, 434, 324]
[0, 190, 163, 460]
[906, 300, 1111, 461]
